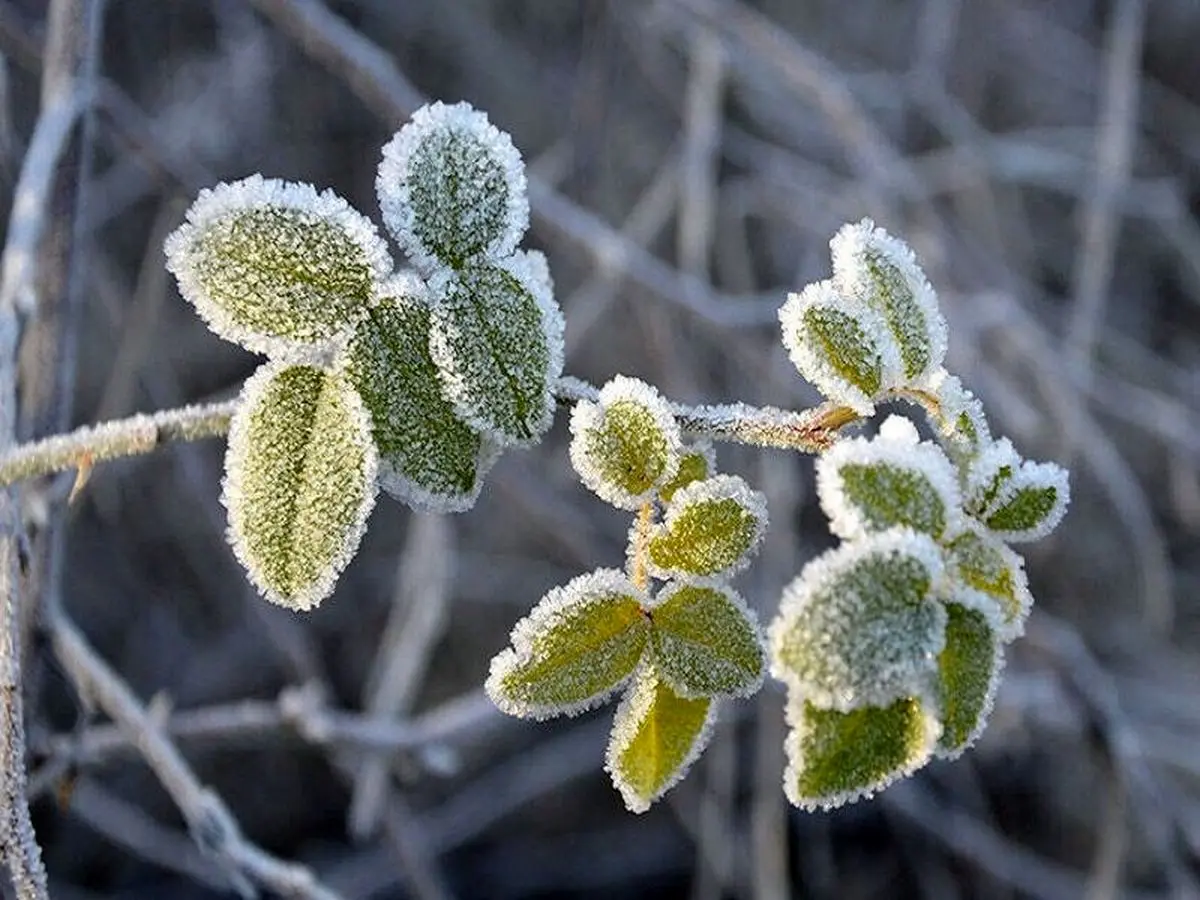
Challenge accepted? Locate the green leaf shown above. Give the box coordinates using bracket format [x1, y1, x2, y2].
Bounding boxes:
[429, 254, 563, 446]
[935, 603, 1001, 757]
[984, 460, 1069, 541]
[944, 529, 1031, 638]
[830, 218, 947, 383]
[650, 583, 764, 698]
[223, 362, 378, 610]
[816, 415, 959, 540]
[779, 281, 891, 414]
[770, 530, 946, 711]
[165, 175, 390, 357]
[486, 569, 650, 719]
[345, 274, 492, 512]
[377, 101, 529, 271]
[569, 376, 682, 510]
[783, 696, 937, 810]
[606, 668, 714, 813]
[647, 475, 767, 579]
[657, 443, 714, 504]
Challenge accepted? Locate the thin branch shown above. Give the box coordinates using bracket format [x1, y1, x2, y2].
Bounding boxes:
[0, 399, 237, 486]
[47, 607, 344, 899]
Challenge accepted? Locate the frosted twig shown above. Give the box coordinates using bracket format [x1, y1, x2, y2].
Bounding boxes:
[0, 399, 237, 486]
[47, 608, 344, 899]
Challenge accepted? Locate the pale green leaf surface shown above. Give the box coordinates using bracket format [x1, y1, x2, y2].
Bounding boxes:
[487, 569, 650, 719]
[945, 529, 1031, 638]
[830, 218, 947, 383]
[935, 603, 1002, 757]
[984, 459, 1069, 541]
[377, 101, 528, 271]
[222, 362, 378, 611]
[429, 254, 562, 446]
[650, 583, 764, 698]
[783, 695, 938, 810]
[345, 274, 493, 512]
[165, 175, 390, 358]
[770, 530, 946, 711]
[569, 376, 682, 510]
[606, 668, 715, 813]
[816, 415, 960, 540]
[646, 475, 767, 579]
[779, 280, 897, 414]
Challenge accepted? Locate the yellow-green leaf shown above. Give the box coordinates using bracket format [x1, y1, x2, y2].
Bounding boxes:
[345, 275, 493, 512]
[165, 175, 390, 358]
[784, 696, 937, 810]
[569, 376, 682, 510]
[646, 475, 767, 579]
[657, 444, 714, 504]
[606, 668, 714, 813]
[650, 583, 764, 698]
[223, 362, 378, 611]
[486, 569, 650, 719]
[935, 603, 1001, 757]
[944, 529, 1031, 638]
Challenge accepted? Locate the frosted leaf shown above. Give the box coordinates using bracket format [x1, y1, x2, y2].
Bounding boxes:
[816, 414, 960, 540]
[222, 361, 378, 611]
[926, 370, 990, 460]
[344, 273, 495, 513]
[934, 602, 1003, 758]
[783, 694, 940, 811]
[428, 252, 564, 446]
[779, 280, 899, 415]
[963, 437, 1020, 517]
[982, 460, 1070, 542]
[770, 530, 946, 711]
[830, 219, 947, 384]
[486, 569, 650, 720]
[165, 174, 391, 360]
[377, 100, 529, 271]
[646, 475, 767, 580]
[658, 440, 716, 504]
[606, 666, 716, 813]
[943, 526, 1032, 640]
[649, 582, 764, 699]
[569, 376, 683, 510]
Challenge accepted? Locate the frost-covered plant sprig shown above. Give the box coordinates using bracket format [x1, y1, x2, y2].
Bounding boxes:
[0, 98, 1070, 819]
[488, 376, 768, 812]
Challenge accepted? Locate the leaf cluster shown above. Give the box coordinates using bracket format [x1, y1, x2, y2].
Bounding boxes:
[165, 102, 563, 609]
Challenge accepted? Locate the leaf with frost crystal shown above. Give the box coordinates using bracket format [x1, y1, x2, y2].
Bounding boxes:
[783, 695, 939, 810]
[486, 569, 649, 719]
[606, 667, 715, 813]
[646, 475, 767, 579]
[830, 218, 947, 384]
[658, 441, 715, 504]
[428, 252, 564, 446]
[650, 583, 764, 698]
[779, 280, 898, 415]
[223, 362, 378, 611]
[345, 273, 494, 513]
[983, 460, 1070, 542]
[935, 602, 1002, 757]
[377, 100, 529, 272]
[569, 376, 682, 510]
[165, 175, 391, 359]
[944, 527, 1032, 639]
[816, 415, 960, 540]
[926, 370, 990, 461]
[770, 530, 946, 711]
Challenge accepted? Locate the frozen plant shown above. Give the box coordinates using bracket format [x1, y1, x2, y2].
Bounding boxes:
[0, 102, 1069, 815]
